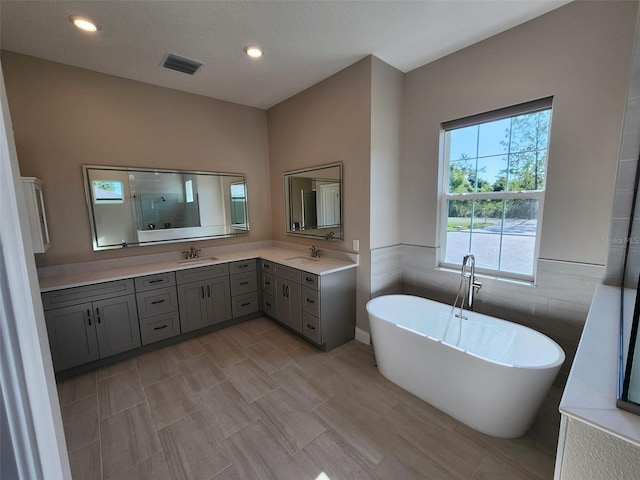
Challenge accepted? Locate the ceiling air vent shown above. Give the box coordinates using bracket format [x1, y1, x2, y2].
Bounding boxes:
[162, 53, 202, 75]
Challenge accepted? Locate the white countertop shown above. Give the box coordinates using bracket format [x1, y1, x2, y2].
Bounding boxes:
[38, 242, 358, 292]
[559, 284, 640, 446]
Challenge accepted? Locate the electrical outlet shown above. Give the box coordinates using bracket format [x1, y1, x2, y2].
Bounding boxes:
[353, 239, 359, 252]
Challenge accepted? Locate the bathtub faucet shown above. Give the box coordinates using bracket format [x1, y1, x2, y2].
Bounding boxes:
[461, 254, 482, 310]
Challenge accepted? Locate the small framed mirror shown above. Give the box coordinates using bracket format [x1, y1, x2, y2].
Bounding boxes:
[83, 165, 249, 250]
[284, 162, 343, 240]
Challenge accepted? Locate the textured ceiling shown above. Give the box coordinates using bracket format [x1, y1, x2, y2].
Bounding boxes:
[0, 0, 570, 109]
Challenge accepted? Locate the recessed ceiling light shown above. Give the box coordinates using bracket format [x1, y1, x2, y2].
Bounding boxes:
[244, 46, 263, 58]
[69, 15, 99, 32]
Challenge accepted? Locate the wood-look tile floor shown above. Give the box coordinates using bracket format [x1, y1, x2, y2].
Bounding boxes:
[58, 316, 561, 480]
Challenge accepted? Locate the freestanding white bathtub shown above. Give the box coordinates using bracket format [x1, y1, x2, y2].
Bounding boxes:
[366, 294, 565, 438]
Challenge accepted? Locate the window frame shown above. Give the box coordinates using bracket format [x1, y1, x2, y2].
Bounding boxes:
[438, 97, 553, 282]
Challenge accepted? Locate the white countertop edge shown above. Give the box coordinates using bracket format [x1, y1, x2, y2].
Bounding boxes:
[38, 245, 358, 292]
[559, 283, 640, 446]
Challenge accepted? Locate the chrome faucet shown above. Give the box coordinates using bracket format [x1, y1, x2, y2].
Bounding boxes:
[461, 254, 482, 310]
[310, 245, 321, 258]
[182, 246, 201, 259]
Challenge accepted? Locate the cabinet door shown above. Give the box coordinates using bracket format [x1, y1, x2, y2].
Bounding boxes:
[177, 281, 209, 333]
[44, 302, 99, 371]
[275, 278, 290, 327]
[275, 278, 302, 333]
[94, 295, 141, 358]
[205, 276, 232, 325]
[288, 281, 302, 333]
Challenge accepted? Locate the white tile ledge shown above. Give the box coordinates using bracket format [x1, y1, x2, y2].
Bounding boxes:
[38, 241, 358, 292]
[559, 284, 640, 447]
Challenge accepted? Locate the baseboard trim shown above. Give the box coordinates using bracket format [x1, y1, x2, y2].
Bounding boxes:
[355, 327, 371, 345]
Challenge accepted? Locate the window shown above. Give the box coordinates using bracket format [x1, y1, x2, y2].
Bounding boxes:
[230, 182, 248, 227]
[92, 180, 123, 204]
[184, 179, 194, 203]
[440, 97, 552, 280]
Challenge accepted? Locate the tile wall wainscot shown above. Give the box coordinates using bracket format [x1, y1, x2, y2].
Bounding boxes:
[605, 8, 640, 289]
[370, 245, 402, 298]
[369, 244, 604, 387]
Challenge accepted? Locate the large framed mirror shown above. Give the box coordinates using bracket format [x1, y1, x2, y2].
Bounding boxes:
[83, 165, 249, 250]
[284, 162, 343, 240]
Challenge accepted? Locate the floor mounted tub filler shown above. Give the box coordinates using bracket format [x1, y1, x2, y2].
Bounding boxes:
[366, 294, 565, 438]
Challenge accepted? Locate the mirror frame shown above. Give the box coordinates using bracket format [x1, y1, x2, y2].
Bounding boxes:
[83, 165, 249, 250]
[283, 162, 343, 241]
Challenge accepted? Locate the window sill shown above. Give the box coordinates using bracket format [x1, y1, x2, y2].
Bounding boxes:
[434, 265, 535, 287]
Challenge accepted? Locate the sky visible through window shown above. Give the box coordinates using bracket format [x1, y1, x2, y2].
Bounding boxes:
[443, 109, 550, 277]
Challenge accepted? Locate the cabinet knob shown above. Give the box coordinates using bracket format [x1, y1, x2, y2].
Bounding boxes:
[86, 309, 92, 326]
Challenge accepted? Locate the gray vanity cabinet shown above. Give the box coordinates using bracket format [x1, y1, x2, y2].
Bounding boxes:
[261, 272, 276, 317]
[176, 264, 232, 333]
[42, 279, 140, 371]
[229, 259, 260, 318]
[92, 295, 140, 357]
[302, 268, 356, 351]
[261, 260, 302, 333]
[276, 278, 302, 332]
[260, 260, 356, 351]
[135, 272, 180, 345]
[44, 303, 99, 370]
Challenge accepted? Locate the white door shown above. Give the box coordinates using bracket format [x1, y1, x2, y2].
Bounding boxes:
[318, 183, 340, 227]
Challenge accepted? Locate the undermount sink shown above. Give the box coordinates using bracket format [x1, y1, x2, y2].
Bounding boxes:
[284, 256, 321, 264]
[176, 257, 218, 264]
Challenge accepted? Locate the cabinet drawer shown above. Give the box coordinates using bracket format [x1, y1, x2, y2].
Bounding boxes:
[229, 259, 256, 275]
[301, 272, 319, 290]
[262, 293, 275, 317]
[232, 292, 259, 318]
[136, 286, 179, 319]
[261, 272, 274, 296]
[139, 311, 180, 345]
[260, 259, 274, 273]
[134, 272, 176, 292]
[230, 272, 257, 296]
[303, 312, 322, 344]
[274, 263, 301, 283]
[42, 279, 135, 310]
[175, 263, 229, 284]
[302, 287, 320, 317]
